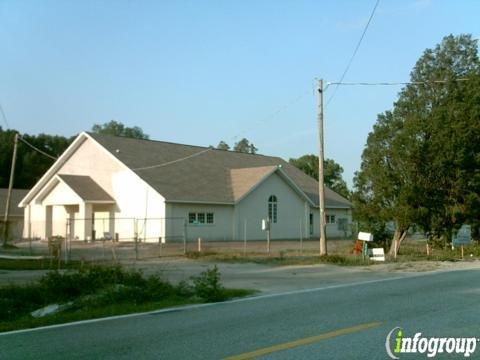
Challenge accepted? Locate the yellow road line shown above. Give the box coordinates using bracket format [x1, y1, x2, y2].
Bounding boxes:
[224, 321, 382, 360]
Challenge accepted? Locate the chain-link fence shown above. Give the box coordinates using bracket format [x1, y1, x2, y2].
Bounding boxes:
[3, 216, 357, 262]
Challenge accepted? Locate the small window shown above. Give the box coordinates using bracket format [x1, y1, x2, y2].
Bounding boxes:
[326, 215, 336, 224]
[206, 213, 214, 224]
[188, 213, 196, 224]
[197, 213, 205, 224]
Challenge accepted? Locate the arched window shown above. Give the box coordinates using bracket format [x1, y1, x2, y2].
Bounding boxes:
[268, 195, 278, 223]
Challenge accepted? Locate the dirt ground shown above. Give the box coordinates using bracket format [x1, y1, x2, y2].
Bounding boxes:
[3, 238, 480, 294]
[2, 252, 480, 294]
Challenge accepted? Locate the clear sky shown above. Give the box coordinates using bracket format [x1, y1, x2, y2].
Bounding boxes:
[1, 0, 479, 186]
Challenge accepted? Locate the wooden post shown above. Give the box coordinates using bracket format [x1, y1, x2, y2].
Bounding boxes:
[267, 220, 271, 255]
[461, 245, 464, 260]
[317, 79, 327, 256]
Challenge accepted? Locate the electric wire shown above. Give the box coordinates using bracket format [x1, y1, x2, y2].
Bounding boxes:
[325, 78, 470, 88]
[0, 103, 9, 129]
[17, 135, 58, 161]
[326, 0, 380, 107]
[132, 147, 212, 171]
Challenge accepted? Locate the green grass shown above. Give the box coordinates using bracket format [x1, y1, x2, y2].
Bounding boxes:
[0, 258, 88, 271]
[187, 251, 375, 266]
[0, 264, 255, 332]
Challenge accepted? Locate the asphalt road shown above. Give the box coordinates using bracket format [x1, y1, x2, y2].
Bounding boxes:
[1, 269, 480, 359]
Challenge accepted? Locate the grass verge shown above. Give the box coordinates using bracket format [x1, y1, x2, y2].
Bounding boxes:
[0, 258, 87, 271]
[186, 251, 375, 266]
[0, 264, 255, 333]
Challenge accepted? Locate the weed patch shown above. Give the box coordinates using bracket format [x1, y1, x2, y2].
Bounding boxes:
[0, 264, 254, 332]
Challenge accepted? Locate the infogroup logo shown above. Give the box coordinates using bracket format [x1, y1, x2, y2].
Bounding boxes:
[385, 327, 478, 359]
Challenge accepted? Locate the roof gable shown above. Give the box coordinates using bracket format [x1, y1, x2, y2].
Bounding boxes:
[57, 175, 114, 202]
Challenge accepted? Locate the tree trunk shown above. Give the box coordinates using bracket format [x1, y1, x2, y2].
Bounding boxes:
[388, 228, 408, 257]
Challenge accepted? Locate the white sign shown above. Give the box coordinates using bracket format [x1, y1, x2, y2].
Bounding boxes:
[261, 219, 269, 231]
[369, 248, 385, 261]
[358, 232, 373, 242]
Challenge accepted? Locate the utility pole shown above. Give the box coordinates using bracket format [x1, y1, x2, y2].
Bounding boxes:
[2, 132, 19, 247]
[316, 79, 327, 256]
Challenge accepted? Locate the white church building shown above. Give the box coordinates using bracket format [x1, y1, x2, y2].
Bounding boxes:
[19, 132, 352, 242]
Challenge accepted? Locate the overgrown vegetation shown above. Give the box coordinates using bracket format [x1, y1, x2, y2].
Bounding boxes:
[0, 264, 253, 332]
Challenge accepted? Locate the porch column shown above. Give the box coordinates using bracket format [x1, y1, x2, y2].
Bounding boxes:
[78, 202, 93, 241]
[45, 205, 53, 240]
[108, 208, 115, 240]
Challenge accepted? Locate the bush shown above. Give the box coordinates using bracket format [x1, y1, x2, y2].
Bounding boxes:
[191, 265, 225, 302]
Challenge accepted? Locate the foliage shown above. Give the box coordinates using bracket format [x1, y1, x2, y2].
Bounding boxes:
[0, 264, 252, 331]
[190, 265, 225, 302]
[0, 127, 73, 189]
[91, 120, 149, 139]
[353, 34, 480, 254]
[216, 141, 230, 150]
[289, 155, 350, 198]
[233, 138, 258, 154]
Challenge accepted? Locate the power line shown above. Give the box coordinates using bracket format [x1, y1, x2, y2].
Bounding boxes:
[17, 135, 58, 161]
[230, 90, 310, 143]
[325, 78, 470, 88]
[133, 147, 212, 171]
[326, 0, 380, 107]
[0, 103, 9, 129]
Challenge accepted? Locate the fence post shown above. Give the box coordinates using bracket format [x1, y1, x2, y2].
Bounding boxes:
[267, 220, 271, 255]
[134, 218, 139, 260]
[183, 219, 187, 255]
[243, 219, 247, 256]
[300, 218, 303, 255]
[64, 219, 69, 264]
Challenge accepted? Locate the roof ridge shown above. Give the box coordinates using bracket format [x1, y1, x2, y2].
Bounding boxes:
[87, 131, 281, 159]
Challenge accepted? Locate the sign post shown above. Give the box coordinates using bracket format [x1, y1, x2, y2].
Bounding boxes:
[453, 225, 471, 260]
[358, 232, 373, 260]
[262, 219, 271, 254]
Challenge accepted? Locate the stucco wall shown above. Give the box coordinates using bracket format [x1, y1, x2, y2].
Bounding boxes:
[25, 136, 167, 241]
[309, 207, 353, 239]
[235, 172, 309, 241]
[167, 203, 233, 241]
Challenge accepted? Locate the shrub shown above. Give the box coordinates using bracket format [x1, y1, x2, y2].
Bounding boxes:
[191, 265, 225, 302]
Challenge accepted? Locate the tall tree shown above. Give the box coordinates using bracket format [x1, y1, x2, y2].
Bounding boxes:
[91, 120, 149, 139]
[353, 34, 480, 254]
[289, 155, 350, 199]
[233, 138, 258, 154]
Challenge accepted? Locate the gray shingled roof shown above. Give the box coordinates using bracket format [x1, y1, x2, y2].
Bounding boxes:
[0, 188, 29, 217]
[57, 175, 114, 202]
[87, 132, 352, 208]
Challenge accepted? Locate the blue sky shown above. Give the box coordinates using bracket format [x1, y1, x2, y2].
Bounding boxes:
[1, 0, 479, 186]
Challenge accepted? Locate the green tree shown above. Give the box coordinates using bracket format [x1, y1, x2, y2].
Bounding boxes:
[233, 138, 258, 154]
[289, 155, 350, 199]
[91, 120, 149, 139]
[0, 127, 73, 189]
[216, 141, 230, 150]
[353, 34, 480, 254]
